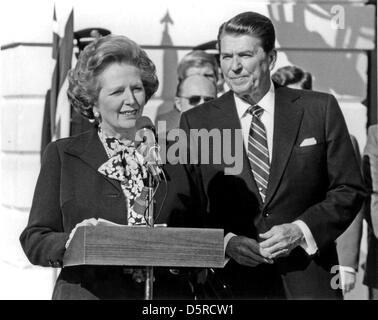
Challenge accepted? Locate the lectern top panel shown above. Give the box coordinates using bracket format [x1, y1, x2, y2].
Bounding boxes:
[63, 226, 224, 268]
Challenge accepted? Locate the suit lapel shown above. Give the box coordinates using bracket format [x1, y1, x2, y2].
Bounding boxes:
[213, 92, 261, 199]
[64, 128, 122, 192]
[264, 87, 303, 207]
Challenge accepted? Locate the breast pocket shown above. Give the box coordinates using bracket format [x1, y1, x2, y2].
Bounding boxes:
[293, 141, 325, 155]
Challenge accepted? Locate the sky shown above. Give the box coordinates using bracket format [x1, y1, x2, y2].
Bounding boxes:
[0, 0, 272, 46]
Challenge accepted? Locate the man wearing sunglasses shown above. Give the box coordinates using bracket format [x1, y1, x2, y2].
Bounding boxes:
[175, 74, 217, 113]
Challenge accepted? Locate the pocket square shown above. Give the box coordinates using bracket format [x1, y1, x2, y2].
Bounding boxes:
[300, 137, 317, 147]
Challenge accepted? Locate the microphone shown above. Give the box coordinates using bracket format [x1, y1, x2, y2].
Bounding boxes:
[135, 116, 162, 182]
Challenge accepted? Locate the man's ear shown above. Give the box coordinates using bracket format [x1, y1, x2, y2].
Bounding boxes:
[268, 49, 277, 71]
[174, 97, 182, 112]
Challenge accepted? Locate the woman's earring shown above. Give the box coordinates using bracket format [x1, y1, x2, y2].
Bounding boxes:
[94, 111, 101, 123]
[90, 111, 101, 124]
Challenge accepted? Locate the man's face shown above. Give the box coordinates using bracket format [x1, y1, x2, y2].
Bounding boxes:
[175, 75, 217, 113]
[219, 33, 276, 103]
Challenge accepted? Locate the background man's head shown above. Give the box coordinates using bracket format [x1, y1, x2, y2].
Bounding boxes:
[272, 65, 313, 90]
[175, 75, 217, 113]
[177, 50, 219, 84]
[217, 11, 277, 104]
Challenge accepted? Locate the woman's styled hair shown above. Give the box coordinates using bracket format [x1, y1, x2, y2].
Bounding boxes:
[272, 65, 313, 90]
[67, 35, 159, 120]
[217, 11, 276, 54]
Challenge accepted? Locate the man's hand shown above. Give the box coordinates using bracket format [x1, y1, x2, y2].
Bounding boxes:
[340, 269, 356, 294]
[259, 223, 304, 259]
[226, 236, 274, 267]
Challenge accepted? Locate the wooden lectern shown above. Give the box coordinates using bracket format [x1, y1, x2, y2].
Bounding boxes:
[63, 226, 224, 268]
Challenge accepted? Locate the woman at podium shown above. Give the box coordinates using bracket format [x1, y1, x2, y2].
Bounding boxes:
[19, 35, 193, 300]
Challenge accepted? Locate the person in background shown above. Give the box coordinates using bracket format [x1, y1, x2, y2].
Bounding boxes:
[362, 124, 378, 299]
[70, 28, 111, 136]
[155, 75, 217, 226]
[271, 65, 312, 90]
[20, 35, 192, 300]
[175, 74, 217, 114]
[336, 135, 364, 295]
[177, 50, 219, 84]
[156, 68, 218, 133]
[272, 65, 364, 296]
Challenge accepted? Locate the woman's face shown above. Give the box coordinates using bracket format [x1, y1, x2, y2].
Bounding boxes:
[94, 62, 146, 138]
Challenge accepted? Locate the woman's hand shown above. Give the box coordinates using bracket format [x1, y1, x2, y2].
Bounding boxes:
[65, 218, 98, 249]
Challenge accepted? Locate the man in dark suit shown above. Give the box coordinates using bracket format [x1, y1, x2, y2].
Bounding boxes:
[170, 11, 365, 299]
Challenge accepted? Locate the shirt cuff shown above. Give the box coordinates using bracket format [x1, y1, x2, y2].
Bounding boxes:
[224, 232, 237, 266]
[339, 266, 356, 291]
[339, 265, 357, 274]
[293, 220, 318, 255]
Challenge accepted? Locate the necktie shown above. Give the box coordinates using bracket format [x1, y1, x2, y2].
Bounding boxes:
[247, 105, 270, 202]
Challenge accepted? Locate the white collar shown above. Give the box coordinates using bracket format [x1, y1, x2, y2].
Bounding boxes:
[234, 80, 275, 119]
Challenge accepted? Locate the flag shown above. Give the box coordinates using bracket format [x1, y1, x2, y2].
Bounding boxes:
[51, 3, 74, 141]
[41, 3, 74, 157]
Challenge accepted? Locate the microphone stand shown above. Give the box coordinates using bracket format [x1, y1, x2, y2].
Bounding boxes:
[144, 172, 155, 300]
[136, 133, 161, 300]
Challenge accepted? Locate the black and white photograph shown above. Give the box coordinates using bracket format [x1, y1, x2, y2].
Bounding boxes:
[0, 0, 377, 305]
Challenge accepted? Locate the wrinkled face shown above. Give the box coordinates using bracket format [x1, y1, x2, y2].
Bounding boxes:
[175, 75, 217, 113]
[94, 63, 146, 137]
[220, 34, 276, 103]
[185, 65, 217, 83]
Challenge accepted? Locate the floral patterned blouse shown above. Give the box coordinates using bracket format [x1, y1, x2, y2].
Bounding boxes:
[97, 126, 148, 225]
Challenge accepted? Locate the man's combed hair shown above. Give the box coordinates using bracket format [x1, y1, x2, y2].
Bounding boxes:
[217, 11, 276, 53]
[67, 35, 159, 120]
